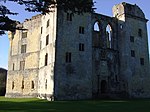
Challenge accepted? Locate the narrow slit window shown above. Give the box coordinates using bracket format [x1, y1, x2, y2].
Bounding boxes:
[46, 35, 49, 46]
[41, 27, 43, 34]
[12, 63, 15, 71]
[40, 41, 42, 49]
[31, 81, 34, 89]
[66, 52, 71, 63]
[12, 81, 14, 90]
[45, 53, 48, 66]
[47, 19, 50, 27]
[79, 26, 84, 34]
[22, 80, 24, 89]
[45, 79, 47, 90]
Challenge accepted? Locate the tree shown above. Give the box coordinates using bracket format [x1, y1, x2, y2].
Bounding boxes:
[0, 5, 18, 35]
[0, 0, 95, 35]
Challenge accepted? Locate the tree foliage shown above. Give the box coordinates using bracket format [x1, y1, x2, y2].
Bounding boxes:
[0, 0, 95, 35]
[0, 4, 18, 35]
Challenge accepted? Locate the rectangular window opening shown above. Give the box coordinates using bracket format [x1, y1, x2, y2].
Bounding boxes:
[67, 13, 73, 21]
[20, 60, 25, 70]
[131, 50, 135, 57]
[79, 43, 85, 51]
[22, 32, 27, 38]
[79, 26, 84, 34]
[138, 29, 142, 37]
[21, 44, 27, 53]
[140, 58, 144, 65]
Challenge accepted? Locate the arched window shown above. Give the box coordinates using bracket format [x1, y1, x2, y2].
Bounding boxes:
[93, 21, 102, 47]
[106, 24, 112, 48]
[94, 22, 100, 32]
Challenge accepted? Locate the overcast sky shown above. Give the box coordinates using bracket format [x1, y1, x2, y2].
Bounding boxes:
[0, 0, 150, 69]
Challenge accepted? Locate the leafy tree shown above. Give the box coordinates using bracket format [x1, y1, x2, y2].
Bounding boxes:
[0, 0, 95, 35]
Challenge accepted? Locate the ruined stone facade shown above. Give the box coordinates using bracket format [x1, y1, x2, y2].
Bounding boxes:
[6, 2, 150, 100]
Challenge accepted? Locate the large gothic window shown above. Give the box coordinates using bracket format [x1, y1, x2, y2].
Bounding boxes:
[93, 21, 102, 47]
[106, 24, 113, 48]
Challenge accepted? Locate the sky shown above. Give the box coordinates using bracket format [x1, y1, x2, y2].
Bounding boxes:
[0, 0, 150, 69]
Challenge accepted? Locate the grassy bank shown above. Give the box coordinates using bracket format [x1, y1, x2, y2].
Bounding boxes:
[0, 97, 150, 112]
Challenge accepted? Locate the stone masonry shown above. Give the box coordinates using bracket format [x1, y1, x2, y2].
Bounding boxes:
[6, 2, 150, 100]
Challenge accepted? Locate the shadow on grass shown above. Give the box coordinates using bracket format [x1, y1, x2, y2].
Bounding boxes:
[0, 98, 150, 112]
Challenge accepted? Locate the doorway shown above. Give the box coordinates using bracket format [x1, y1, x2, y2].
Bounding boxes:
[101, 80, 107, 94]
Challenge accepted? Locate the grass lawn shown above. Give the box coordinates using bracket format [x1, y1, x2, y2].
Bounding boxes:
[0, 97, 150, 112]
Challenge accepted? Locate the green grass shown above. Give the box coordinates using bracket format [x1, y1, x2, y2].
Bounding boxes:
[0, 97, 150, 112]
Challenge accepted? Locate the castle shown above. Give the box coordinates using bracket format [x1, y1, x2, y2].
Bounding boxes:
[5, 2, 150, 100]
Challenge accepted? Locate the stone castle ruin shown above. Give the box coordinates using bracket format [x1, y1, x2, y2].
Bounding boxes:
[6, 2, 150, 100]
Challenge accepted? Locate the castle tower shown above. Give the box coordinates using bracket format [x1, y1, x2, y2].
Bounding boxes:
[113, 2, 150, 97]
[54, 3, 93, 100]
[6, 15, 42, 98]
